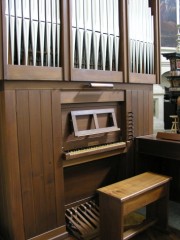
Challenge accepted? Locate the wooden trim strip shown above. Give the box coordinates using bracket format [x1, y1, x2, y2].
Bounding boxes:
[129, 73, 156, 84]
[28, 226, 68, 240]
[71, 68, 123, 83]
[6, 65, 63, 81]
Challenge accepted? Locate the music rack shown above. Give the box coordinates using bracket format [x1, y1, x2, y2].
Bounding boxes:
[71, 108, 120, 137]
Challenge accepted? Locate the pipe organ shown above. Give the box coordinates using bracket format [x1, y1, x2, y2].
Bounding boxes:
[5, 0, 61, 66]
[128, 0, 154, 74]
[0, 1, 160, 240]
[72, 0, 120, 71]
[3, 0, 159, 78]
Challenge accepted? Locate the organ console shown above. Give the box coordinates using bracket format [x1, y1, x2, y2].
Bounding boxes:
[61, 90, 127, 167]
[61, 89, 129, 237]
[63, 141, 126, 161]
[0, 0, 161, 240]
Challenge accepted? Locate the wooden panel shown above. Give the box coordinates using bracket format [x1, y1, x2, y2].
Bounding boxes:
[29, 226, 68, 240]
[61, 90, 124, 104]
[64, 226, 180, 240]
[29, 91, 48, 234]
[62, 0, 71, 80]
[129, 73, 156, 84]
[40, 91, 57, 228]
[120, 0, 128, 82]
[64, 156, 121, 206]
[16, 91, 36, 238]
[126, 90, 133, 115]
[16, 90, 65, 239]
[131, 90, 138, 137]
[135, 135, 180, 201]
[6, 65, 63, 81]
[126, 90, 133, 139]
[124, 90, 134, 177]
[136, 136, 180, 161]
[150, 0, 161, 84]
[0, 91, 12, 239]
[71, 69, 123, 83]
[128, 89, 153, 138]
[52, 90, 66, 226]
[2, 90, 25, 239]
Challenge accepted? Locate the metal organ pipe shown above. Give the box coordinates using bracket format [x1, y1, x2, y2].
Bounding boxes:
[76, 0, 84, 69]
[22, 0, 30, 66]
[128, 0, 154, 74]
[113, 0, 120, 71]
[30, 0, 38, 66]
[46, 0, 52, 67]
[15, 0, 22, 66]
[91, 0, 100, 70]
[84, 0, 92, 70]
[99, 0, 108, 71]
[5, 0, 9, 64]
[56, 0, 61, 67]
[5, 0, 61, 67]
[72, 0, 120, 71]
[9, 0, 15, 65]
[39, 0, 45, 66]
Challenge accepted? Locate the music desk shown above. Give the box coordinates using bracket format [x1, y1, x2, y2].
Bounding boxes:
[135, 134, 180, 202]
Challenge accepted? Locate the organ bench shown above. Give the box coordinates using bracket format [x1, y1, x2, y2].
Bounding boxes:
[97, 172, 171, 240]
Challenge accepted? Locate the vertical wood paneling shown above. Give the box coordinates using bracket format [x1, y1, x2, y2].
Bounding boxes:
[52, 90, 66, 226]
[4, 90, 25, 240]
[0, 91, 10, 239]
[40, 90, 57, 229]
[125, 90, 133, 139]
[129, 89, 153, 138]
[16, 90, 36, 238]
[124, 90, 135, 177]
[29, 90, 48, 234]
[131, 90, 138, 137]
[126, 90, 132, 113]
[137, 91, 144, 136]
[16, 89, 64, 238]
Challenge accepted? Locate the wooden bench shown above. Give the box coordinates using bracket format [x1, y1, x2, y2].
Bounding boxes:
[97, 172, 171, 240]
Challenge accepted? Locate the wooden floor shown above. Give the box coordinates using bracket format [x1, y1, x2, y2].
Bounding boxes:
[65, 226, 180, 240]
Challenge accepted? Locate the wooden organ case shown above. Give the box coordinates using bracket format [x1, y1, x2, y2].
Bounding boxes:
[61, 90, 127, 239]
[0, 0, 160, 240]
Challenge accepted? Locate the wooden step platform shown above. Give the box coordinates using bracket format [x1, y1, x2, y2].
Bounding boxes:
[65, 226, 180, 240]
